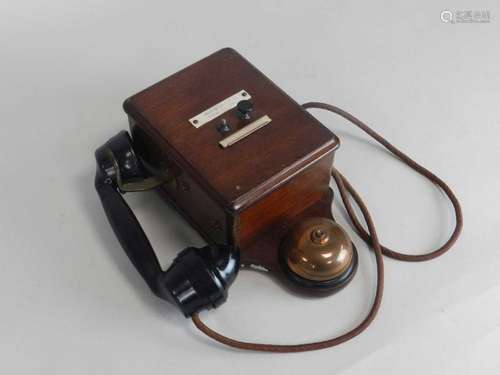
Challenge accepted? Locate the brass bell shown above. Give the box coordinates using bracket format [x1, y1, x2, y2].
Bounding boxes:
[280, 217, 357, 290]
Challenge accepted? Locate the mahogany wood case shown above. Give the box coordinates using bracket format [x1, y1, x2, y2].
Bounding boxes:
[123, 48, 339, 272]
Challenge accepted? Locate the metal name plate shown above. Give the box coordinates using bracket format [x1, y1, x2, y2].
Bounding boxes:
[189, 90, 251, 128]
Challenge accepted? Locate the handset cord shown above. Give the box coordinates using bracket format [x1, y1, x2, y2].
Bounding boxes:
[191, 102, 463, 352]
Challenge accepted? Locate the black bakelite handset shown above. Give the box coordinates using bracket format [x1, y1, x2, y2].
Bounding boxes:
[94, 131, 240, 316]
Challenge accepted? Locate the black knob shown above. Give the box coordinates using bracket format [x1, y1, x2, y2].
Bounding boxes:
[236, 100, 253, 120]
[217, 118, 231, 134]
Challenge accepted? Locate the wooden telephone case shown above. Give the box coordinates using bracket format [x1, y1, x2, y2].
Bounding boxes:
[123, 48, 340, 279]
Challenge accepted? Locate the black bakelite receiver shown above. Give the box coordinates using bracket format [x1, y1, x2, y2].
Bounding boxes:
[94, 131, 240, 316]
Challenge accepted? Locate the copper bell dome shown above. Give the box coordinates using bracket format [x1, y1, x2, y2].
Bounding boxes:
[280, 217, 357, 290]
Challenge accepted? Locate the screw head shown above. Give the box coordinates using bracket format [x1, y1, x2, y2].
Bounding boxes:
[217, 118, 231, 134]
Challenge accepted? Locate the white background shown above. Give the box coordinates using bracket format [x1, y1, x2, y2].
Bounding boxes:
[1, 1, 499, 374]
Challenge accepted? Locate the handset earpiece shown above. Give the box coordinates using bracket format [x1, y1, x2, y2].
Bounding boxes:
[161, 245, 239, 316]
[94, 131, 240, 316]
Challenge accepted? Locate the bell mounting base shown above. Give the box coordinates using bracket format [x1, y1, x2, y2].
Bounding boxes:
[157, 186, 356, 293]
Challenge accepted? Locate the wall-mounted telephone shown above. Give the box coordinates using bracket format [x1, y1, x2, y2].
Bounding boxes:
[94, 48, 462, 352]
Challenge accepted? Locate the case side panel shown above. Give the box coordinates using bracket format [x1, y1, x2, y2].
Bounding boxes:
[129, 118, 229, 245]
[238, 151, 334, 250]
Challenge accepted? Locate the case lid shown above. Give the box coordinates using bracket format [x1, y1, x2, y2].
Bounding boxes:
[123, 48, 338, 211]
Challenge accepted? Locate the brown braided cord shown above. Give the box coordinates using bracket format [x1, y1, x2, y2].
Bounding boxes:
[304, 103, 464, 261]
[191, 102, 463, 352]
